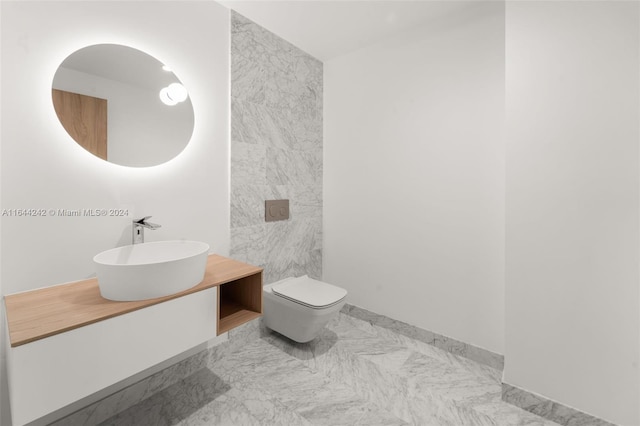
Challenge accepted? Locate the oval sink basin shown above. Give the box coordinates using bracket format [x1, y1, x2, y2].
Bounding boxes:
[94, 240, 210, 301]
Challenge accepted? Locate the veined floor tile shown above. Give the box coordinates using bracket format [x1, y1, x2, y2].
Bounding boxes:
[224, 386, 314, 426]
[472, 401, 561, 426]
[399, 351, 499, 402]
[100, 311, 558, 426]
[99, 369, 231, 426]
[209, 337, 406, 425]
[175, 394, 263, 426]
[260, 317, 512, 426]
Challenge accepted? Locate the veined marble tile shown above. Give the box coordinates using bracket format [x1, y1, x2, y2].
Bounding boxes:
[265, 218, 321, 256]
[261, 312, 503, 426]
[264, 247, 322, 284]
[352, 345, 415, 373]
[230, 140, 266, 185]
[254, 360, 401, 426]
[289, 183, 323, 221]
[298, 398, 406, 426]
[98, 306, 561, 426]
[336, 307, 382, 334]
[307, 248, 323, 279]
[231, 55, 322, 113]
[231, 100, 294, 149]
[285, 103, 323, 150]
[263, 218, 322, 283]
[342, 304, 438, 344]
[332, 313, 479, 378]
[230, 10, 322, 283]
[271, 62, 322, 113]
[343, 303, 504, 370]
[204, 320, 263, 372]
[227, 317, 263, 348]
[231, 12, 296, 75]
[231, 12, 322, 115]
[98, 395, 165, 426]
[230, 53, 270, 105]
[399, 351, 499, 403]
[433, 334, 504, 371]
[232, 99, 321, 152]
[230, 183, 290, 228]
[324, 319, 500, 421]
[222, 386, 314, 426]
[473, 400, 561, 426]
[230, 224, 266, 266]
[502, 383, 614, 426]
[208, 339, 305, 386]
[338, 310, 504, 385]
[231, 80, 323, 146]
[98, 369, 230, 426]
[260, 326, 339, 369]
[230, 183, 264, 228]
[280, 337, 411, 420]
[212, 337, 405, 425]
[176, 394, 262, 426]
[266, 147, 322, 186]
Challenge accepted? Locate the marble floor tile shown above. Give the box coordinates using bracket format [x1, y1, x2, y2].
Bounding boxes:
[223, 387, 314, 426]
[99, 369, 231, 426]
[101, 312, 558, 426]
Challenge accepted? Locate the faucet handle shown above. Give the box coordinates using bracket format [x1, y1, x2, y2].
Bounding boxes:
[134, 216, 153, 224]
[133, 216, 161, 230]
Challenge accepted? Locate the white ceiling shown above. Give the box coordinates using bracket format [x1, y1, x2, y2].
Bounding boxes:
[219, 1, 478, 61]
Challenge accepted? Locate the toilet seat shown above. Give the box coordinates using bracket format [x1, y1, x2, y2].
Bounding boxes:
[272, 275, 347, 309]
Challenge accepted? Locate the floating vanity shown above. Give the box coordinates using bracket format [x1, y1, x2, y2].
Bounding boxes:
[4, 254, 262, 425]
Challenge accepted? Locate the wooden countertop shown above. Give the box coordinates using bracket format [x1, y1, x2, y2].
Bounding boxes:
[4, 254, 262, 348]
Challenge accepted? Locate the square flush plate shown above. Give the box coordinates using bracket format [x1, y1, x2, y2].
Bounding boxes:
[265, 200, 289, 222]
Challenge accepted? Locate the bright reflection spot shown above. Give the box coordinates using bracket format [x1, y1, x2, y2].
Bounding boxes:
[159, 83, 188, 106]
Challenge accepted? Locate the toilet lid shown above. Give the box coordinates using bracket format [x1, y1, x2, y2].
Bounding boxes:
[272, 275, 347, 308]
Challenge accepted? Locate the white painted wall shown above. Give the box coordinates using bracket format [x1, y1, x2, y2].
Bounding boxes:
[0, 38, 4, 426]
[324, 2, 505, 355]
[505, 2, 639, 425]
[0, 1, 229, 424]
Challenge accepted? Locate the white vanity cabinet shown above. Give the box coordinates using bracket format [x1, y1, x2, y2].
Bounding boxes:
[4, 254, 262, 426]
[6, 288, 217, 425]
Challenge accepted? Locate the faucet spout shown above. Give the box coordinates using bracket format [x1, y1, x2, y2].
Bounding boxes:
[135, 216, 161, 229]
[133, 216, 161, 244]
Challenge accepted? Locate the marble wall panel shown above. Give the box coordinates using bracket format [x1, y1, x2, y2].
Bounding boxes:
[230, 11, 323, 284]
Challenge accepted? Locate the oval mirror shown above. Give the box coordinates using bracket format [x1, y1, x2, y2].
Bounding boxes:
[51, 44, 195, 167]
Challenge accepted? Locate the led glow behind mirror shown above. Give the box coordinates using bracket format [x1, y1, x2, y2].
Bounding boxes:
[51, 44, 195, 167]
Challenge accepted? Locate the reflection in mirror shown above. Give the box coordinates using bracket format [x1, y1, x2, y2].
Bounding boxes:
[52, 44, 195, 167]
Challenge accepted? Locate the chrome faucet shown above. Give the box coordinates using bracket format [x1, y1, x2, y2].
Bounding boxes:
[132, 216, 161, 244]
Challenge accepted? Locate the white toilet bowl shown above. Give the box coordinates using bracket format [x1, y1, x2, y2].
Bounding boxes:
[263, 275, 347, 343]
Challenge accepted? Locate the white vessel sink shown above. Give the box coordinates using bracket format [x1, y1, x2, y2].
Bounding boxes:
[94, 240, 210, 301]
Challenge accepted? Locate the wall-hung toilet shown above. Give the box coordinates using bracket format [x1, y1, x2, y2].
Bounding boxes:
[263, 275, 347, 343]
